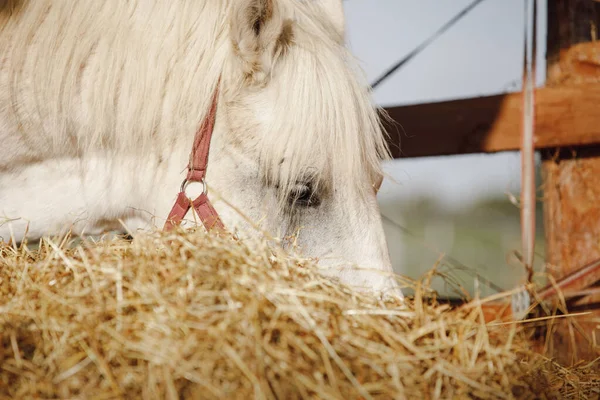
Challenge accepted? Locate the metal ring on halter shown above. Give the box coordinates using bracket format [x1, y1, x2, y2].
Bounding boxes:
[180, 178, 207, 196]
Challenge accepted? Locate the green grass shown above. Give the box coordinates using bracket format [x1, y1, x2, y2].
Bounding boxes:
[381, 195, 547, 298]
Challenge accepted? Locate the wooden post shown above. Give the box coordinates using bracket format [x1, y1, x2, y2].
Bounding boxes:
[541, 0, 600, 365]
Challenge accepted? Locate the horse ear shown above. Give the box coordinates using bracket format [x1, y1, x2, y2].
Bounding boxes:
[231, 0, 292, 84]
[320, 0, 345, 37]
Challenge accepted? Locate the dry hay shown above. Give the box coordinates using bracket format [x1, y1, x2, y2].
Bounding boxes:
[0, 228, 599, 399]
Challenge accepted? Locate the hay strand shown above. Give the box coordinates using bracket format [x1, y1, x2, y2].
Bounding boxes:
[1, 229, 599, 399]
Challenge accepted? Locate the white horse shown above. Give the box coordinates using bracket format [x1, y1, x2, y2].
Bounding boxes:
[0, 0, 402, 298]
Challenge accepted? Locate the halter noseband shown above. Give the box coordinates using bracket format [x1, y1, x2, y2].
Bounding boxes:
[163, 80, 224, 232]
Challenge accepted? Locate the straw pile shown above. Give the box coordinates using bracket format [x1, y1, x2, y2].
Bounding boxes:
[1, 229, 599, 399]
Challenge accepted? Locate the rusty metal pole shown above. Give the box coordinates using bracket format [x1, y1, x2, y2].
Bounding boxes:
[541, 0, 600, 365]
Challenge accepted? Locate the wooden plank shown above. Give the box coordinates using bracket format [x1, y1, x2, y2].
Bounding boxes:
[382, 78, 600, 159]
[480, 302, 513, 323]
[541, 0, 600, 366]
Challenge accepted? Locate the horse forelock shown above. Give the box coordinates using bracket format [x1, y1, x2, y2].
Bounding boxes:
[250, 2, 391, 206]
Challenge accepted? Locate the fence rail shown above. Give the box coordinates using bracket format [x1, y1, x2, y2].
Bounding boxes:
[383, 80, 600, 159]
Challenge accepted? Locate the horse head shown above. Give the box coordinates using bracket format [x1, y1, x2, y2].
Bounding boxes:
[205, 0, 401, 297]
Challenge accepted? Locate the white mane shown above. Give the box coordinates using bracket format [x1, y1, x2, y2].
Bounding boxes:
[1, 0, 390, 206]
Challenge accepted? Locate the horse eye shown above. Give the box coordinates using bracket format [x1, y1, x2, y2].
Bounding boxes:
[289, 183, 320, 208]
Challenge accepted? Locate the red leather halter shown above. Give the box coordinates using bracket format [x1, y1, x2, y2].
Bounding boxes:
[163, 81, 224, 232]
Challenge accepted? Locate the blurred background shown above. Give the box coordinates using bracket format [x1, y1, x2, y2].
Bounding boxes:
[344, 0, 548, 298]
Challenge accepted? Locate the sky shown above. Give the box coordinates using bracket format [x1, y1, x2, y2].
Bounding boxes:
[342, 0, 548, 210]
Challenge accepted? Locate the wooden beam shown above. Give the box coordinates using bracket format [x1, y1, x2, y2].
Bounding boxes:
[382, 77, 600, 159]
[541, 0, 600, 365]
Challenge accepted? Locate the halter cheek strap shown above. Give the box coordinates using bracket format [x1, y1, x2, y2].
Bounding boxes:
[163, 81, 225, 232]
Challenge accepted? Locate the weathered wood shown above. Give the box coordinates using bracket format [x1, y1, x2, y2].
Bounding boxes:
[382, 76, 600, 158]
[541, 0, 600, 365]
[480, 302, 513, 323]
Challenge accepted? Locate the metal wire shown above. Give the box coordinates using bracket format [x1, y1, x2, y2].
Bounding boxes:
[370, 0, 489, 90]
